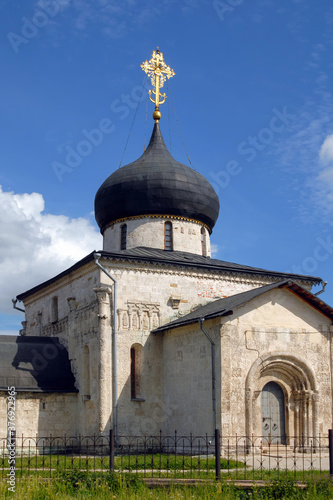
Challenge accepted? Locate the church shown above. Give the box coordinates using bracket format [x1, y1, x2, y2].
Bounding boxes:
[1, 50, 333, 444]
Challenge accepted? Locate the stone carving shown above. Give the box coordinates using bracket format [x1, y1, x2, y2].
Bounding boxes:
[42, 317, 68, 337]
[117, 301, 160, 331]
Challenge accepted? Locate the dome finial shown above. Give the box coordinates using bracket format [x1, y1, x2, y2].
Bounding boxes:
[141, 48, 175, 123]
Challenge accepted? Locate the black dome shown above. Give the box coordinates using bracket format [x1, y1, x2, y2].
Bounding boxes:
[95, 124, 220, 233]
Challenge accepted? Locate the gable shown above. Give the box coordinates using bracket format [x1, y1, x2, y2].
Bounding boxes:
[229, 288, 332, 332]
[153, 280, 333, 334]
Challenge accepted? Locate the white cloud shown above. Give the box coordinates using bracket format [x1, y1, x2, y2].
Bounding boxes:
[271, 63, 333, 224]
[211, 243, 219, 257]
[317, 134, 333, 204]
[0, 186, 101, 314]
[319, 134, 333, 164]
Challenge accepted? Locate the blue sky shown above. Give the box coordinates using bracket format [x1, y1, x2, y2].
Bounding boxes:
[1, 0, 333, 333]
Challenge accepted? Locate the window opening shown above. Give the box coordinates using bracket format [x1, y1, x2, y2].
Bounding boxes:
[201, 227, 207, 256]
[51, 296, 58, 322]
[130, 347, 136, 399]
[164, 221, 173, 251]
[121, 224, 127, 250]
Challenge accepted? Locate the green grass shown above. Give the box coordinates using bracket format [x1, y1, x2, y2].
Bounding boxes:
[0, 453, 243, 473]
[1, 473, 333, 499]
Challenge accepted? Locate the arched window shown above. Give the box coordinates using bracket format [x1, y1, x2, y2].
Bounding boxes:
[164, 221, 173, 251]
[130, 344, 144, 400]
[201, 227, 207, 256]
[51, 296, 58, 322]
[130, 347, 136, 399]
[120, 224, 127, 250]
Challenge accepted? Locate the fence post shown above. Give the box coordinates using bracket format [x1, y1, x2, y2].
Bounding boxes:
[109, 429, 115, 472]
[329, 430, 333, 478]
[215, 428, 221, 480]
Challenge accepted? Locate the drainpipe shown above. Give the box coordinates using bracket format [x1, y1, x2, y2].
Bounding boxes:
[12, 299, 25, 313]
[328, 323, 333, 429]
[199, 318, 216, 435]
[314, 280, 327, 296]
[94, 253, 118, 440]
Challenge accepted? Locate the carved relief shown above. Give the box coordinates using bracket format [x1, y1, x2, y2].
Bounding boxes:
[117, 301, 160, 331]
[42, 317, 69, 337]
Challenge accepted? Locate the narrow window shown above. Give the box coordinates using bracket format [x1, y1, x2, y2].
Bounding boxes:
[120, 224, 127, 250]
[164, 221, 173, 251]
[83, 345, 90, 398]
[51, 296, 58, 322]
[130, 347, 136, 399]
[201, 227, 207, 256]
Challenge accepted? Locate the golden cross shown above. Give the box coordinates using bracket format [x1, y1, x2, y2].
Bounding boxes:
[141, 48, 175, 122]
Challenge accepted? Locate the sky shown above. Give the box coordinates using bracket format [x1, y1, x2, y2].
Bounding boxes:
[1, 0, 333, 334]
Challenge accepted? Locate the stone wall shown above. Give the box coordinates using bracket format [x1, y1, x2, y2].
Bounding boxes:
[0, 392, 77, 437]
[103, 217, 211, 256]
[15, 253, 325, 439]
[161, 319, 221, 436]
[220, 288, 332, 438]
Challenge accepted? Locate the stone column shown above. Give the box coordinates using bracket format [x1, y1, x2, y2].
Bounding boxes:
[294, 393, 300, 447]
[94, 287, 112, 434]
[312, 393, 319, 441]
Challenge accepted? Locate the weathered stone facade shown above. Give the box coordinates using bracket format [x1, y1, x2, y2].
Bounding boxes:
[3, 252, 331, 441]
[103, 217, 211, 256]
[159, 287, 333, 440]
[2, 118, 331, 444]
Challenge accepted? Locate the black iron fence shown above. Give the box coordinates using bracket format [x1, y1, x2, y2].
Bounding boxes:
[0, 431, 331, 480]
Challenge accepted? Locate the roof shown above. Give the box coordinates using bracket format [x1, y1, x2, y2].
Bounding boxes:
[152, 280, 333, 333]
[94, 123, 220, 232]
[0, 336, 78, 393]
[16, 247, 323, 301]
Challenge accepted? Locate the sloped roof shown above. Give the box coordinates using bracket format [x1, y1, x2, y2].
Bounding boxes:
[16, 247, 322, 301]
[0, 336, 78, 393]
[152, 280, 333, 333]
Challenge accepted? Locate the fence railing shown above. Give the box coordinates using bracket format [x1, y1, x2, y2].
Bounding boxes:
[0, 431, 330, 480]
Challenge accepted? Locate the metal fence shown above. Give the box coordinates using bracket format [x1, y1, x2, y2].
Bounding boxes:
[0, 431, 330, 480]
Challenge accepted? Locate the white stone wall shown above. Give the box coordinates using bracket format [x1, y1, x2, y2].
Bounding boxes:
[102, 260, 275, 326]
[116, 329, 163, 436]
[22, 264, 100, 338]
[103, 217, 211, 256]
[161, 320, 221, 436]
[220, 288, 332, 438]
[0, 392, 77, 437]
[156, 288, 332, 439]
[14, 250, 323, 439]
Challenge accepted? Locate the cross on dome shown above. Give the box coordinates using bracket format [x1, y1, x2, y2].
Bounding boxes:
[141, 48, 175, 122]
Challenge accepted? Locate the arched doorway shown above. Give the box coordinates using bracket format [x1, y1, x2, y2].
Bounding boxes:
[245, 353, 319, 443]
[261, 381, 286, 444]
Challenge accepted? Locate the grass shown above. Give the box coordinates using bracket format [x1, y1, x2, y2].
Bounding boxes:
[1, 473, 333, 499]
[0, 453, 330, 484]
[0, 453, 243, 473]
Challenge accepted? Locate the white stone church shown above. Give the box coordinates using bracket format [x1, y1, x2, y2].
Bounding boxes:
[1, 52, 333, 444]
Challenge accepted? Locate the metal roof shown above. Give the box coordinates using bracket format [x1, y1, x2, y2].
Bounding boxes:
[16, 247, 323, 302]
[152, 280, 333, 333]
[0, 336, 77, 392]
[94, 123, 220, 232]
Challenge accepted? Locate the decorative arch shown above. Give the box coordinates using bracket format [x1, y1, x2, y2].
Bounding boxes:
[245, 353, 319, 443]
